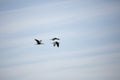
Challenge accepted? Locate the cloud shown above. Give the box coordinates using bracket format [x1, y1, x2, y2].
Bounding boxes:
[0, 50, 120, 80]
[0, 0, 120, 34]
[0, 1, 120, 80]
[0, 24, 120, 50]
[1, 42, 120, 68]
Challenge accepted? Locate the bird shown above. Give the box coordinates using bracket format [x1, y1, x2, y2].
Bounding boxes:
[34, 39, 44, 45]
[51, 37, 60, 41]
[53, 41, 59, 47]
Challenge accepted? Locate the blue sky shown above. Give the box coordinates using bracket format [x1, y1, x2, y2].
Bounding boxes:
[0, 0, 120, 80]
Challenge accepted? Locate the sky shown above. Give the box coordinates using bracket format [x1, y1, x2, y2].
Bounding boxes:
[0, 0, 120, 80]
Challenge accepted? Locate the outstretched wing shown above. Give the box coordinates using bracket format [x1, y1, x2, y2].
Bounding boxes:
[52, 38, 60, 41]
[56, 42, 59, 47]
[34, 39, 40, 44]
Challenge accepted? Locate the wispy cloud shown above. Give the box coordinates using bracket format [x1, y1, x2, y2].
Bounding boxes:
[0, 51, 119, 80]
[0, 25, 119, 49]
[0, 0, 120, 80]
[0, 0, 120, 34]
[1, 42, 119, 68]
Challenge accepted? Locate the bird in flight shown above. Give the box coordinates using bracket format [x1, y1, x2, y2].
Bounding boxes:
[34, 39, 44, 45]
[51, 37, 60, 41]
[53, 41, 59, 47]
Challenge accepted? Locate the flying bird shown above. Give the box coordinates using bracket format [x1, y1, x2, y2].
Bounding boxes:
[34, 39, 43, 45]
[53, 41, 59, 47]
[51, 37, 60, 41]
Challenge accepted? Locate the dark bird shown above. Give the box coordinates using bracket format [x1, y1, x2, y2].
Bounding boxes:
[53, 41, 59, 47]
[34, 39, 43, 45]
[51, 37, 60, 41]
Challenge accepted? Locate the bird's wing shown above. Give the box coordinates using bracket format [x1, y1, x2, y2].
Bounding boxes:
[52, 38, 60, 40]
[52, 38, 55, 40]
[56, 42, 59, 47]
[57, 38, 60, 40]
[35, 39, 40, 44]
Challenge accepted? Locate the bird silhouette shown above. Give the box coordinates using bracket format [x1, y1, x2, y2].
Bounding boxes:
[53, 41, 59, 47]
[51, 37, 60, 41]
[34, 39, 43, 45]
